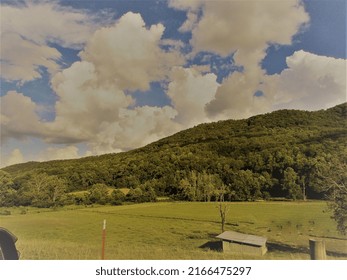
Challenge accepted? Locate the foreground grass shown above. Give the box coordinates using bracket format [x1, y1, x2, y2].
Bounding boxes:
[0, 201, 346, 260]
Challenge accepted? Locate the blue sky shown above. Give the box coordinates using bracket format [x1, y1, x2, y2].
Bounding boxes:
[1, 0, 346, 166]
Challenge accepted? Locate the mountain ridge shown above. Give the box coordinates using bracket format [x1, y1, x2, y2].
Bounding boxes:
[4, 103, 346, 171]
[2, 103, 346, 202]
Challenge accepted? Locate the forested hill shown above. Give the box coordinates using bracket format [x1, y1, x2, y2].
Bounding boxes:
[2, 103, 347, 205]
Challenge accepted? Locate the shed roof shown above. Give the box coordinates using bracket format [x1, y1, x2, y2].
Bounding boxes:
[216, 231, 266, 247]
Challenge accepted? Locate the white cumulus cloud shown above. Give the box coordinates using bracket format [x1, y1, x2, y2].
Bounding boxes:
[167, 67, 219, 126]
[0, 0, 103, 82]
[44, 12, 184, 154]
[0, 91, 47, 141]
[183, 0, 311, 119]
[264, 50, 347, 111]
[79, 12, 184, 91]
[89, 106, 179, 154]
[49, 60, 133, 143]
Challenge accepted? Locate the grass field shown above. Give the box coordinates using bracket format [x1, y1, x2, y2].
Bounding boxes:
[1, 201, 346, 260]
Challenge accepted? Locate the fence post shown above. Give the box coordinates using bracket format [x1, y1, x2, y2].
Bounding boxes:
[309, 239, 326, 260]
[101, 219, 106, 260]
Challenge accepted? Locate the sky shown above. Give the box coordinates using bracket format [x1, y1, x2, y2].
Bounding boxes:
[0, 0, 346, 167]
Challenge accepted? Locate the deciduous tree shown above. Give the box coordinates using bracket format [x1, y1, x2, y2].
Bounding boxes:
[317, 160, 347, 235]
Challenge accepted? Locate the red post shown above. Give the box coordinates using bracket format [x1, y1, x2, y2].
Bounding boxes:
[101, 219, 106, 260]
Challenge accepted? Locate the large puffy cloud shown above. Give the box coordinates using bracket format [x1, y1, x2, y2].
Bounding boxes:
[1, 11, 184, 158]
[90, 106, 179, 154]
[167, 67, 219, 126]
[206, 71, 272, 120]
[49, 61, 133, 143]
[1, 33, 62, 82]
[173, 0, 308, 65]
[173, 1, 345, 119]
[45, 12, 184, 154]
[0, 1, 101, 82]
[79, 12, 184, 91]
[207, 50, 346, 119]
[49, 60, 179, 154]
[172, 0, 310, 119]
[0, 91, 47, 141]
[264, 51, 347, 110]
[1, 1, 98, 48]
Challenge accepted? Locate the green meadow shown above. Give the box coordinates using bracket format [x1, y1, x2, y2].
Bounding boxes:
[1, 201, 346, 260]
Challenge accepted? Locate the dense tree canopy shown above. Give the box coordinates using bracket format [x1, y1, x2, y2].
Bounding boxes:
[1, 103, 346, 209]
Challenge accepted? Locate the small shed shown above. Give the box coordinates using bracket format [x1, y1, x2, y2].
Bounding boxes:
[216, 231, 267, 256]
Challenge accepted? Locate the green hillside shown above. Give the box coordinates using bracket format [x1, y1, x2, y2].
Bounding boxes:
[1, 103, 346, 206]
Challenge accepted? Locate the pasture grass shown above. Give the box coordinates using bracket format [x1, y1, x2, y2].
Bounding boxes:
[0, 201, 346, 260]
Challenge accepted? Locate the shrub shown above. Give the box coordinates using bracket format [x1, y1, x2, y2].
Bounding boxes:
[0, 210, 11, 215]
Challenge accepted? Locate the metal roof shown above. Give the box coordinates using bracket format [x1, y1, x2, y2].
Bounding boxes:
[216, 231, 267, 247]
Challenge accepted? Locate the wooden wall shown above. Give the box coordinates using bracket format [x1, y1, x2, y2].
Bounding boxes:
[222, 240, 267, 256]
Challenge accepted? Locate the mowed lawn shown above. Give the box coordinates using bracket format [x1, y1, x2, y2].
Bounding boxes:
[1, 201, 346, 260]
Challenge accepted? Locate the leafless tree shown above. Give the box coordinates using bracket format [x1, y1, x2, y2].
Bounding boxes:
[217, 185, 229, 232]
